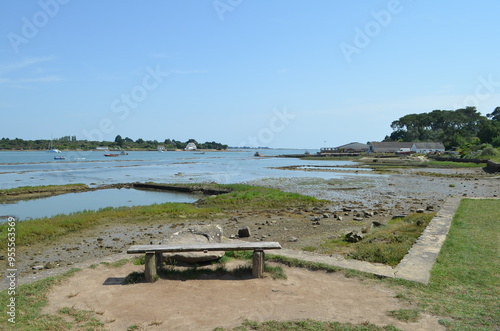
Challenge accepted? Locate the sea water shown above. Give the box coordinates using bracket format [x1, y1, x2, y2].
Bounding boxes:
[0, 149, 376, 219]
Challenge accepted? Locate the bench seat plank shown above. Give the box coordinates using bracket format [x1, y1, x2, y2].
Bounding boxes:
[127, 241, 281, 254]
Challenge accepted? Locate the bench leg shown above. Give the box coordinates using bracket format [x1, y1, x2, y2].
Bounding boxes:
[144, 252, 157, 282]
[252, 250, 265, 278]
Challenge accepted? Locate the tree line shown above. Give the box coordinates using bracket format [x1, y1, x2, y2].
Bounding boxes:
[385, 107, 500, 149]
[0, 136, 228, 151]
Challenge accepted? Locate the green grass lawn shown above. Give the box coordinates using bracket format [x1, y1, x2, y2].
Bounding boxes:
[390, 199, 500, 330]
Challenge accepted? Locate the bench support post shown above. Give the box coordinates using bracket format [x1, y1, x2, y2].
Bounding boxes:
[252, 250, 265, 278]
[144, 251, 158, 282]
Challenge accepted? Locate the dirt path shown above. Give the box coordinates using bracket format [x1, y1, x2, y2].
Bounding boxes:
[43, 261, 445, 331]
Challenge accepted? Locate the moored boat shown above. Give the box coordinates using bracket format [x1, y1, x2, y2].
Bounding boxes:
[104, 154, 120, 157]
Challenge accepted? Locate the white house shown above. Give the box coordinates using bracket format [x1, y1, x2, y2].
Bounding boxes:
[411, 142, 445, 154]
[185, 142, 197, 151]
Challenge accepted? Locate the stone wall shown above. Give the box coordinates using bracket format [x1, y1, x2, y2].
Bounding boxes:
[486, 160, 500, 173]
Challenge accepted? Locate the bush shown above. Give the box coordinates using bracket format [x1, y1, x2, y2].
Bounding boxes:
[477, 146, 499, 158]
[492, 136, 500, 148]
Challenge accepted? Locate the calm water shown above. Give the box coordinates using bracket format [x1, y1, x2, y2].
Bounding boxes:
[0, 149, 372, 189]
[0, 149, 377, 219]
[0, 188, 200, 221]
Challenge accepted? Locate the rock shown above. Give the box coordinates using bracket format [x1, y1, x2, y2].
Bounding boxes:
[163, 224, 225, 263]
[345, 231, 364, 243]
[45, 262, 57, 269]
[322, 213, 330, 219]
[238, 226, 251, 238]
[392, 215, 406, 219]
[310, 216, 320, 222]
[337, 216, 343, 221]
[372, 221, 385, 228]
[288, 237, 298, 242]
[353, 217, 364, 221]
[311, 220, 320, 225]
[32, 265, 44, 270]
[426, 205, 435, 211]
[416, 209, 425, 213]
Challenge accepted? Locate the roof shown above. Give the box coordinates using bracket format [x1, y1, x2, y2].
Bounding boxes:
[370, 142, 413, 149]
[336, 142, 369, 150]
[413, 142, 445, 150]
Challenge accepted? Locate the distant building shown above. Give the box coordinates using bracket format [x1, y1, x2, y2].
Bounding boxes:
[96, 146, 109, 151]
[368, 142, 413, 153]
[185, 142, 197, 151]
[157, 145, 165, 151]
[369, 141, 446, 153]
[321, 142, 369, 154]
[411, 142, 445, 154]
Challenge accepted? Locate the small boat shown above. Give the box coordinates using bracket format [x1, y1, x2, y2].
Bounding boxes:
[54, 156, 66, 160]
[104, 154, 120, 157]
[47, 148, 62, 153]
[120, 151, 128, 155]
[47, 138, 61, 153]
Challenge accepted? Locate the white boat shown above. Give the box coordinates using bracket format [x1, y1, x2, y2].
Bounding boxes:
[47, 138, 61, 153]
[47, 148, 62, 153]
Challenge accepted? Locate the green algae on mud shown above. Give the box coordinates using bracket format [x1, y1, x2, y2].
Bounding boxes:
[0, 184, 90, 202]
[0, 183, 325, 247]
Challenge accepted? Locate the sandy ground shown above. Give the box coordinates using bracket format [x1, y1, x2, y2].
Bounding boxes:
[43, 261, 445, 331]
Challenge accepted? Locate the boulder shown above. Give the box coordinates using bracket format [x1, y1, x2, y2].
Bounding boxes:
[238, 226, 251, 238]
[163, 225, 225, 263]
[345, 231, 364, 243]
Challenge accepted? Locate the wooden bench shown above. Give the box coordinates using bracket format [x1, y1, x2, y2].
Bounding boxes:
[127, 242, 282, 282]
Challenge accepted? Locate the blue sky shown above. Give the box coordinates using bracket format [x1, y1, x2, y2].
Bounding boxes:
[1, 0, 499, 149]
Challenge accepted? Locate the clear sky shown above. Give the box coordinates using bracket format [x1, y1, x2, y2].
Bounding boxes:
[1, 0, 499, 149]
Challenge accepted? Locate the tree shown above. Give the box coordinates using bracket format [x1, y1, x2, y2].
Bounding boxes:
[487, 107, 500, 121]
[388, 107, 490, 148]
[114, 135, 123, 147]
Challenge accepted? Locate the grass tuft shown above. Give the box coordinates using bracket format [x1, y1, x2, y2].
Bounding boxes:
[387, 309, 420, 322]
